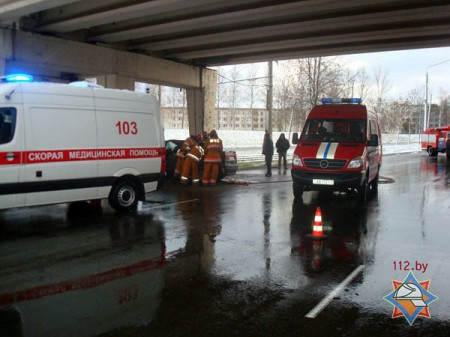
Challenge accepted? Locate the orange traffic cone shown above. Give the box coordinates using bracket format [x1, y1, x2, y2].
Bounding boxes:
[307, 207, 328, 240]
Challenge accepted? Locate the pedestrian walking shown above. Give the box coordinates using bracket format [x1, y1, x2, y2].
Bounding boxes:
[262, 131, 274, 177]
[276, 133, 290, 171]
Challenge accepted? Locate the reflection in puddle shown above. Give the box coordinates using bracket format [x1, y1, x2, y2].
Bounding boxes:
[0, 212, 166, 337]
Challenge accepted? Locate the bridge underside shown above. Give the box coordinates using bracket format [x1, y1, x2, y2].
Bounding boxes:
[0, 0, 449, 134]
[0, 0, 447, 66]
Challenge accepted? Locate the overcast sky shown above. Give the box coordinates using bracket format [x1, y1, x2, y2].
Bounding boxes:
[239, 46, 450, 103]
[162, 46, 450, 108]
[340, 46, 450, 100]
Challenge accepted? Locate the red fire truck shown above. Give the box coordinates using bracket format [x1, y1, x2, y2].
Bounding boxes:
[421, 126, 450, 159]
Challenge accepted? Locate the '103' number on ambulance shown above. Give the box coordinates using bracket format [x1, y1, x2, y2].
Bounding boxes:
[116, 121, 138, 135]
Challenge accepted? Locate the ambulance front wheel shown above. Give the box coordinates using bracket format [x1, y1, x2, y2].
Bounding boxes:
[109, 178, 140, 212]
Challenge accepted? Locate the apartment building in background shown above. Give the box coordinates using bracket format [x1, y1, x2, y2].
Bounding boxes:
[161, 107, 272, 131]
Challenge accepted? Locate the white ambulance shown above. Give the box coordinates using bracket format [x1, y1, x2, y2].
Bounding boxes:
[0, 75, 166, 212]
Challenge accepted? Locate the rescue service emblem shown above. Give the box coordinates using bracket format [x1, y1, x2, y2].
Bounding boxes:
[384, 272, 438, 325]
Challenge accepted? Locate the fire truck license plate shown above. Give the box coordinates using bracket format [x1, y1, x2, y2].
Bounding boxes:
[313, 179, 334, 185]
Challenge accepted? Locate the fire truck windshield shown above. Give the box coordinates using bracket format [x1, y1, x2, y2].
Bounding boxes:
[300, 118, 366, 143]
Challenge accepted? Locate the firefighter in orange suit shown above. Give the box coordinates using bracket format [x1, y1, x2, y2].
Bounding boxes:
[202, 130, 223, 186]
[181, 134, 204, 186]
[174, 136, 194, 179]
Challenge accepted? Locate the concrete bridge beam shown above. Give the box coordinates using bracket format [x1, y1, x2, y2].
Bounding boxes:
[0, 27, 217, 135]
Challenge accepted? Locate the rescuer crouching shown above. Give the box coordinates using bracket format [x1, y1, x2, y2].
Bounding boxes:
[202, 129, 223, 186]
[173, 136, 194, 180]
[180, 134, 204, 186]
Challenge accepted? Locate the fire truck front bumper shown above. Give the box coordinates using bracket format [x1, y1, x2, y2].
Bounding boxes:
[291, 169, 365, 191]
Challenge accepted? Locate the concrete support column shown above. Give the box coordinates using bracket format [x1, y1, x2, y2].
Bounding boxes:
[96, 74, 135, 90]
[186, 68, 217, 135]
[0, 56, 5, 77]
[0, 29, 11, 76]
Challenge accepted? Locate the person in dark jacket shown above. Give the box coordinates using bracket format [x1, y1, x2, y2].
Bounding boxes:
[276, 133, 290, 171]
[262, 132, 274, 177]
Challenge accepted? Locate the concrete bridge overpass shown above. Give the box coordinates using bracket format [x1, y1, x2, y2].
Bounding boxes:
[1, 0, 449, 134]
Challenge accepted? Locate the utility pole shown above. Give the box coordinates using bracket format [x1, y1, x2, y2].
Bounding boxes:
[425, 59, 450, 130]
[424, 72, 428, 131]
[266, 61, 273, 134]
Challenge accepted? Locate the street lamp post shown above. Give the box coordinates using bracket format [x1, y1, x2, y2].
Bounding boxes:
[424, 59, 450, 130]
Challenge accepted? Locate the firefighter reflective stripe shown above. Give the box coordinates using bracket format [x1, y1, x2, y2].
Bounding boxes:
[204, 138, 222, 164]
[176, 149, 185, 158]
[203, 158, 221, 163]
[316, 142, 338, 159]
[186, 153, 200, 161]
[184, 145, 203, 162]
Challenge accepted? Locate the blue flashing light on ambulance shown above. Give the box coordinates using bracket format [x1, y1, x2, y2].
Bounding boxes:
[291, 98, 382, 204]
[0, 74, 166, 211]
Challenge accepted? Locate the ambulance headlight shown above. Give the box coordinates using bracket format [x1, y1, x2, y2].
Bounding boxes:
[348, 156, 364, 169]
[292, 154, 303, 167]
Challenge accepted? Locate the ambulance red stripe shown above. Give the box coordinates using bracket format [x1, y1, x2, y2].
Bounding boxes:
[0, 147, 165, 165]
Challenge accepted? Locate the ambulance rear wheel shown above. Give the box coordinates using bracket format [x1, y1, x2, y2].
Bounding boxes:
[109, 178, 139, 212]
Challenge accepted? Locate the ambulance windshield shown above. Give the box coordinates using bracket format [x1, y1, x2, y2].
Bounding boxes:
[301, 119, 365, 143]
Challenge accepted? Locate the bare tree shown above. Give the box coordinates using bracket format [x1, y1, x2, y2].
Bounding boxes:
[244, 64, 264, 130]
[372, 65, 391, 109]
[383, 100, 411, 133]
[221, 65, 244, 130]
[438, 89, 449, 126]
[355, 68, 371, 102]
[274, 57, 355, 132]
[273, 60, 307, 132]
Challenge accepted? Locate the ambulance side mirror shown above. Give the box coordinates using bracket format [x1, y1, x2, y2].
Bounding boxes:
[292, 132, 299, 145]
[368, 134, 379, 147]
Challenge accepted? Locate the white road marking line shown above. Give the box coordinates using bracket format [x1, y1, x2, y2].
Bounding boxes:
[146, 198, 200, 210]
[305, 264, 364, 319]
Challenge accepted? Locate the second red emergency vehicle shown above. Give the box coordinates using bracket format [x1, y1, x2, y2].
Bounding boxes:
[291, 98, 382, 203]
[421, 126, 450, 159]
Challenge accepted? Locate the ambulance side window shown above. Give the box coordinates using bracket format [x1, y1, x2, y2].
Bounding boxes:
[0, 108, 16, 145]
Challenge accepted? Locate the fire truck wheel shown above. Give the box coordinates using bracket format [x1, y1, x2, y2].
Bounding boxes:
[293, 182, 304, 198]
[427, 146, 438, 157]
[109, 178, 139, 212]
[371, 171, 379, 192]
[358, 178, 368, 205]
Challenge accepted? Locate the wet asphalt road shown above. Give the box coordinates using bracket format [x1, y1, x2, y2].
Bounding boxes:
[1, 152, 450, 337]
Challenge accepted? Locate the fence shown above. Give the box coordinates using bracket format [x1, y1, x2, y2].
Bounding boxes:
[234, 143, 422, 164]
